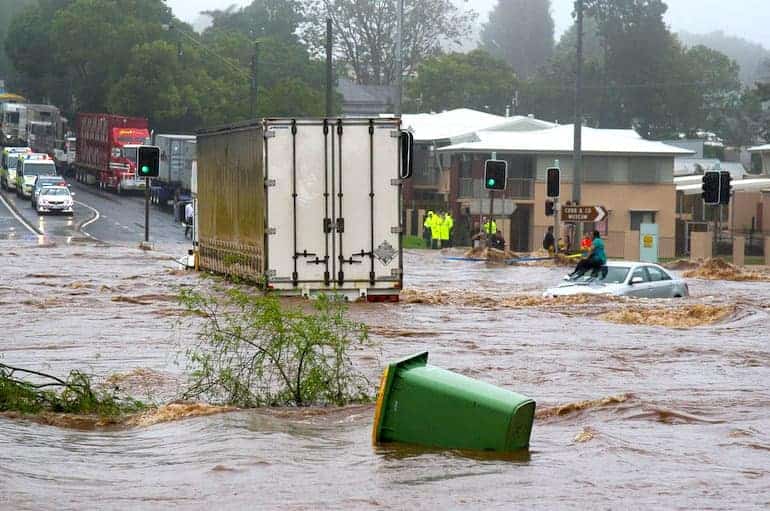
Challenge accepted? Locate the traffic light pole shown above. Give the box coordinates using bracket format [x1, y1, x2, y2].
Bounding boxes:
[144, 177, 150, 243]
[488, 191, 494, 249]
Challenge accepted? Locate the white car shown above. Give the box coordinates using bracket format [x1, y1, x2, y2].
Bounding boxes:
[36, 186, 74, 215]
[544, 261, 689, 299]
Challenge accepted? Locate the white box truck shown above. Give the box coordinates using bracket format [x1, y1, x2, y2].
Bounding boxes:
[196, 118, 411, 300]
[151, 134, 196, 216]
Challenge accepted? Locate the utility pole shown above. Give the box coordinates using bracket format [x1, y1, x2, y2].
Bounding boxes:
[395, 0, 404, 116]
[572, 0, 584, 250]
[326, 18, 333, 117]
[250, 41, 259, 118]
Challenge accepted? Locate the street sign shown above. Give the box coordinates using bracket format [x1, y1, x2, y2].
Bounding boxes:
[561, 205, 607, 223]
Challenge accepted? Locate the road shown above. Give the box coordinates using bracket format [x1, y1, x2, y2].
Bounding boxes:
[0, 180, 190, 249]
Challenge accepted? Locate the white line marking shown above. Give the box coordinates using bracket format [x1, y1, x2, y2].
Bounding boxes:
[75, 200, 100, 239]
[0, 192, 38, 235]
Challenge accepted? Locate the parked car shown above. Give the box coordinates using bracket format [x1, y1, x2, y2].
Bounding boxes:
[35, 186, 74, 215]
[32, 175, 68, 208]
[544, 261, 689, 299]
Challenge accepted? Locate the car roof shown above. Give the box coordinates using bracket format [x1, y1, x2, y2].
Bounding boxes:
[41, 186, 69, 191]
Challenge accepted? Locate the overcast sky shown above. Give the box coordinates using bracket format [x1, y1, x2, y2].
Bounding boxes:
[165, 0, 770, 49]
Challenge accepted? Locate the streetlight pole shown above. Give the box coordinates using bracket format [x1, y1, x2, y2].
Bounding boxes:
[395, 0, 404, 116]
[251, 41, 259, 118]
[572, 0, 584, 249]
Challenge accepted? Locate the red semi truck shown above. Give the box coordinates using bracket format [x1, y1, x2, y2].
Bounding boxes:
[73, 113, 150, 193]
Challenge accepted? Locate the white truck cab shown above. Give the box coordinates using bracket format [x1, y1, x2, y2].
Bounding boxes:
[16, 153, 57, 198]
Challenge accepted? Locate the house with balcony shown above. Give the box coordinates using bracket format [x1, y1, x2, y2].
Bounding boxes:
[438, 124, 692, 257]
[400, 108, 554, 241]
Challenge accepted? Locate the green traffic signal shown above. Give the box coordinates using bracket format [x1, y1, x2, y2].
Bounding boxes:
[487, 178, 496, 187]
[141, 165, 150, 175]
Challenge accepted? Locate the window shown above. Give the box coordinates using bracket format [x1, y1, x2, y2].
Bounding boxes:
[646, 266, 671, 282]
[630, 211, 656, 231]
[459, 157, 472, 178]
[629, 159, 659, 183]
[584, 157, 611, 182]
[631, 267, 650, 282]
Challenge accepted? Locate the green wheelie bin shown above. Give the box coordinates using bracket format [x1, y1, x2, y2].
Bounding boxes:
[372, 352, 536, 452]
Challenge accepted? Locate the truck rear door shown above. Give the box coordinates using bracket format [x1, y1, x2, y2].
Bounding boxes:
[333, 119, 401, 287]
[264, 119, 402, 291]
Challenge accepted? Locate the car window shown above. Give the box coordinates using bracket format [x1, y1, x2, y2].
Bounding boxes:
[631, 267, 650, 282]
[646, 266, 671, 282]
[573, 266, 629, 284]
[42, 188, 70, 196]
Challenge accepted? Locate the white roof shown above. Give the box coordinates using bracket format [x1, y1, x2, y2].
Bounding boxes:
[438, 124, 694, 156]
[677, 178, 770, 195]
[401, 109, 505, 142]
[748, 144, 770, 152]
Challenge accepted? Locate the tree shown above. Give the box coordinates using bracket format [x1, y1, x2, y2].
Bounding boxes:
[302, 0, 476, 86]
[0, 0, 35, 87]
[481, 0, 554, 80]
[204, 0, 304, 44]
[406, 49, 517, 114]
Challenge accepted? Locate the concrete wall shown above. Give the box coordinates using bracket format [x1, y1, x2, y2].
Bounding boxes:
[731, 191, 763, 232]
[532, 180, 676, 259]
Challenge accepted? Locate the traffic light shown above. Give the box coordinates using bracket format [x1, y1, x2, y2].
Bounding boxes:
[545, 200, 554, 217]
[137, 145, 160, 178]
[546, 167, 560, 198]
[701, 171, 720, 205]
[719, 170, 732, 205]
[484, 160, 507, 190]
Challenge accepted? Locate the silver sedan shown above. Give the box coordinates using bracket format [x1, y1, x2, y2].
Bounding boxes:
[544, 261, 689, 299]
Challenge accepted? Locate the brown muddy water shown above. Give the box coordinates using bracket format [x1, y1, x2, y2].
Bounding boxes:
[1, 243, 769, 509]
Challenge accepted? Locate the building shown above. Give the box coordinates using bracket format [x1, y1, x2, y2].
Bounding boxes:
[435, 124, 692, 258]
[400, 109, 554, 244]
[748, 144, 770, 173]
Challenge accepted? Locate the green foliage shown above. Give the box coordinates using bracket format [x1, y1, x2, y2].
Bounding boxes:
[520, 0, 751, 143]
[407, 49, 517, 114]
[0, 363, 146, 417]
[180, 288, 374, 408]
[481, 0, 554, 80]
[4, 0, 333, 131]
[403, 235, 427, 249]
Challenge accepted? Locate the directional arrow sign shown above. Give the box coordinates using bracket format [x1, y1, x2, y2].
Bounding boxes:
[561, 205, 608, 223]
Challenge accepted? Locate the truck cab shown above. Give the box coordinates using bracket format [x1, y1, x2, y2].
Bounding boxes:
[1, 146, 31, 191]
[16, 153, 57, 198]
[105, 128, 150, 193]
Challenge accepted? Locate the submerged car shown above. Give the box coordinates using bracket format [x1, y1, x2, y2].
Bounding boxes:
[544, 261, 689, 299]
[36, 186, 74, 215]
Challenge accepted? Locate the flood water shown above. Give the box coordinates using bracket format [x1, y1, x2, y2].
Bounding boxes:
[1, 241, 769, 509]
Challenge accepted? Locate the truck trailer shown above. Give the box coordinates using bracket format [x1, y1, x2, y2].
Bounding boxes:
[73, 113, 150, 193]
[150, 134, 196, 215]
[196, 118, 410, 300]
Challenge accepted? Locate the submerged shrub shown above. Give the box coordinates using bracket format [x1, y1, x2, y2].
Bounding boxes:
[0, 364, 146, 417]
[180, 288, 374, 407]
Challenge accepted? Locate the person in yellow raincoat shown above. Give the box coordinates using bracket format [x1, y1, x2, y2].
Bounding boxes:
[423, 211, 435, 246]
[430, 211, 443, 249]
[440, 212, 454, 247]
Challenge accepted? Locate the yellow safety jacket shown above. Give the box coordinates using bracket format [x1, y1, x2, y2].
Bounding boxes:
[440, 214, 453, 241]
[430, 213, 442, 240]
[483, 220, 497, 234]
